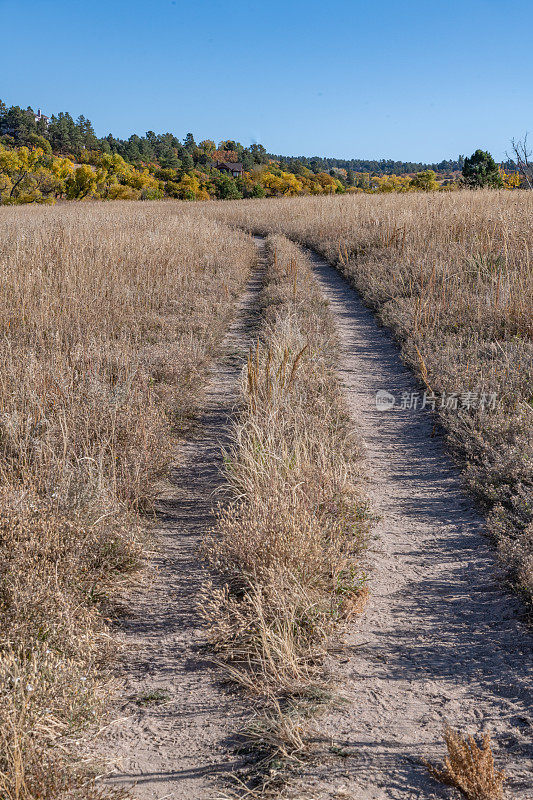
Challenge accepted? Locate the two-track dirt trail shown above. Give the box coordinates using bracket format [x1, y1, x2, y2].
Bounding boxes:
[99, 242, 265, 800]
[287, 250, 532, 799]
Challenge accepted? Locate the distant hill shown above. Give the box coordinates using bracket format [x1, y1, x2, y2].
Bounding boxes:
[269, 152, 465, 177]
[0, 100, 464, 178]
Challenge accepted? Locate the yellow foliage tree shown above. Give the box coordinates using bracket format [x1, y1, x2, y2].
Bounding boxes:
[500, 169, 521, 189]
[315, 172, 338, 193]
[66, 165, 97, 200]
[0, 145, 73, 203]
[373, 174, 412, 192]
[410, 170, 439, 191]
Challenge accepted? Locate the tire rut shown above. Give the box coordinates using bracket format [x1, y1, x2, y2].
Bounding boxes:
[98, 239, 265, 800]
[288, 250, 532, 799]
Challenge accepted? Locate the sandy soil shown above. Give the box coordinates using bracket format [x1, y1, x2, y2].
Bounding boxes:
[285, 250, 532, 799]
[98, 242, 265, 799]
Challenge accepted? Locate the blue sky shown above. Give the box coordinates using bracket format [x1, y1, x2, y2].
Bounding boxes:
[1, 0, 531, 162]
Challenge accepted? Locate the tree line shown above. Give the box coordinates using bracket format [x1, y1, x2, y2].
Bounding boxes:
[0, 100, 526, 205]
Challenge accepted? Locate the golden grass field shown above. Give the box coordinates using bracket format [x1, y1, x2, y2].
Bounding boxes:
[0, 191, 531, 799]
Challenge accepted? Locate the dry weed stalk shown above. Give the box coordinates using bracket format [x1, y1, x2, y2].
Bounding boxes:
[426, 726, 506, 800]
[244, 700, 310, 767]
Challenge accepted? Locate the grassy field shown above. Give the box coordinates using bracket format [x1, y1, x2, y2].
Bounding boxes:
[1, 192, 531, 798]
[0, 202, 255, 798]
[200, 191, 533, 602]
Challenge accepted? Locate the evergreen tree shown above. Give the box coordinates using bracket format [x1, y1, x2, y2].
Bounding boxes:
[159, 146, 181, 170]
[250, 183, 266, 197]
[180, 152, 194, 171]
[241, 151, 254, 170]
[215, 174, 242, 199]
[0, 105, 36, 143]
[76, 115, 98, 150]
[48, 112, 76, 153]
[183, 132, 196, 151]
[249, 143, 267, 164]
[139, 138, 156, 161]
[462, 150, 503, 188]
[125, 135, 142, 162]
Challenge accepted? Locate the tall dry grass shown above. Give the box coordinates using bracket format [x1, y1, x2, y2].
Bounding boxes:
[0, 201, 255, 798]
[199, 191, 533, 602]
[202, 235, 370, 787]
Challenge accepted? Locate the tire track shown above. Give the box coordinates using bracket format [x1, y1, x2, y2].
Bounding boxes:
[287, 249, 532, 799]
[98, 240, 265, 800]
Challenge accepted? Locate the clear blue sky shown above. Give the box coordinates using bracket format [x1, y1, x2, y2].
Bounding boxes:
[1, 0, 531, 162]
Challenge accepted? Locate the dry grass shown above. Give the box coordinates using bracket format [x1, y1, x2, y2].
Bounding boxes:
[0, 201, 255, 798]
[426, 726, 506, 800]
[202, 235, 370, 788]
[199, 191, 533, 602]
[244, 700, 311, 768]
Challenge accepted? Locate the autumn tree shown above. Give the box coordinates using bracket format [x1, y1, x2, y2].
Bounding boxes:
[410, 170, 439, 191]
[28, 134, 52, 153]
[0, 145, 72, 203]
[500, 169, 521, 189]
[199, 139, 216, 154]
[66, 165, 97, 199]
[213, 148, 239, 164]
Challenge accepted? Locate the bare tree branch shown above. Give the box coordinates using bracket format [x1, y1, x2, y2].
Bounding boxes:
[506, 133, 533, 189]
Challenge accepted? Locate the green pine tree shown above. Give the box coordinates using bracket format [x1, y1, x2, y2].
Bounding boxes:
[462, 150, 503, 188]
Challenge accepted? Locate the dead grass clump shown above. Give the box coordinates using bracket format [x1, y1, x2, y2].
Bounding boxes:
[0, 201, 255, 798]
[244, 700, 312, 769]
[199, 191, 533, 603]
[426, 726, 506, 800]
[201, 573, 330, 695]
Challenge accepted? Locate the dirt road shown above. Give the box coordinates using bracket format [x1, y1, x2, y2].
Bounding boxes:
[287, 249, 532, 799]
[99, 237, 531, 800]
